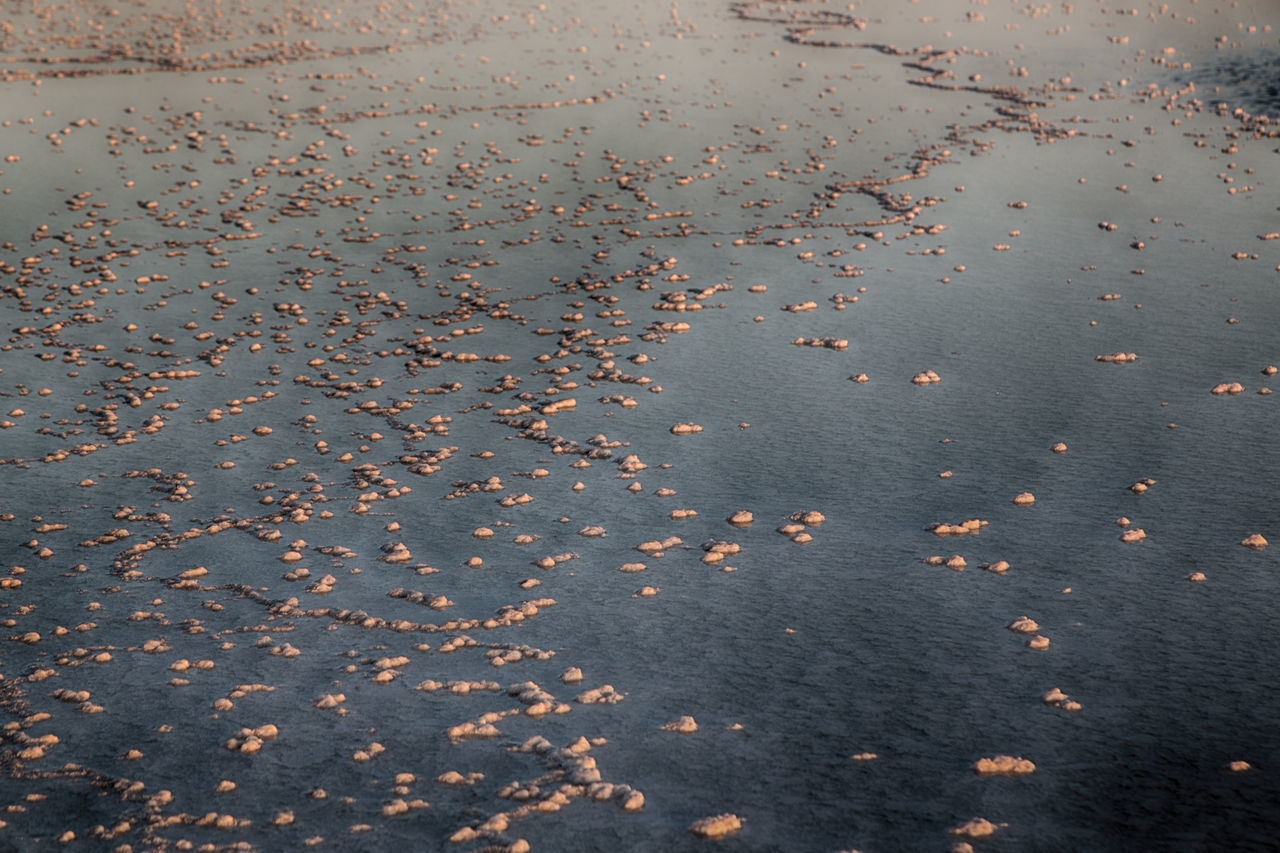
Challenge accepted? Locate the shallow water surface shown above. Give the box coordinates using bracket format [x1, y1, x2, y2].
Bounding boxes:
[1, 0, 1277, 850]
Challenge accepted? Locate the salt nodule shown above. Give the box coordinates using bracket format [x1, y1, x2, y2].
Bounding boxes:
[691, 813, 743, 839]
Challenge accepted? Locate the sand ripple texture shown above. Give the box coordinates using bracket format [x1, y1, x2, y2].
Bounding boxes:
[0, 0, 1278, 850]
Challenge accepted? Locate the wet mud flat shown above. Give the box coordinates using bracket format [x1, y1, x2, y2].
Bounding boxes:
[0, 0, 1277, 850]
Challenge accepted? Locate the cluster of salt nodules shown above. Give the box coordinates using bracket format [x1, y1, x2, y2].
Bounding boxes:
[690, 813, 743, 839]
[418, 678, 499, 696]
[701, 540, 741, 566]
[1211, 382, 1245, 395]
[1095, 352, 1138, 364]
[577, 684, 625, 705]
[507, 682, 571, 717]
[306, 572, 338, 594]
[381, 542, 413, 563]
[535, 553, 579, 572]
[438, 770, 485, 786]
[1012, 492, 1035, 506]
[790, 510, 825, 526]
[911, 370, 941, 385]
[1007, 616, 1048, 649]
[792, 337, 848, 350]
[387, 588, 454, 610]
[727, 510, 754, 527]
[777, 510, 823, 545]
[670, 422, 703, 435]
[924, 555, 969, 571]
[486, 645, 555, 669]
[973, 755, 1036, 776]
[448, 735, 645, 846]
[617, 454, 647, 474]
[927, 519, 987, 536]
[782, 301, 818, 313]
[636, 536, 682, 557]
[444, 709, 510, 743]
[1042, 687, 1083, 713]
[212, 684, 275, 713]
[224, 724, 279, 755]
[11, 726, 59, 763]
[1129, 478, 1156, 494]
[367, 655, 413, 684]
[50, 688, 103, 715]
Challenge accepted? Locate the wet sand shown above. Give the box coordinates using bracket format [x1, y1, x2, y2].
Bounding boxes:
[1, 0, 1278, 849]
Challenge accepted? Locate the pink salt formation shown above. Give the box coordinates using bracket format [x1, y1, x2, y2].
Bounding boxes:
[691, 813, 743, 839]
[950, 818, 999, 839]
[927, 519, 987, 536]
[1042, 688, 1082, 712]
[911, 370, 941, 385]
[1240, 533, 1268, 550]
[973, 756, 1036, 776]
